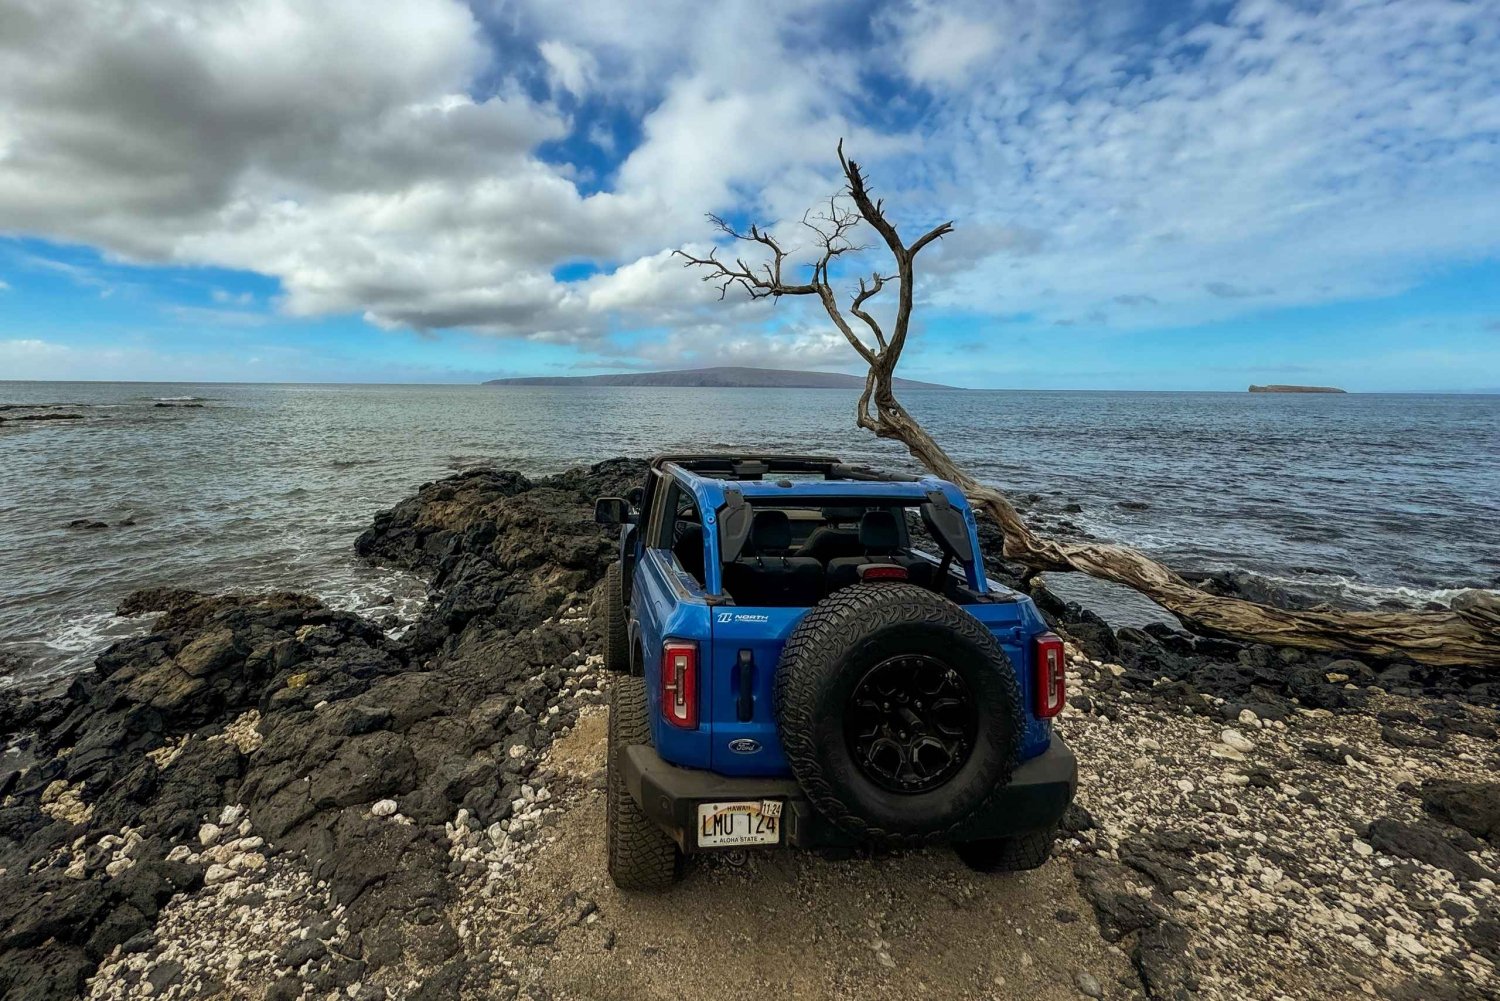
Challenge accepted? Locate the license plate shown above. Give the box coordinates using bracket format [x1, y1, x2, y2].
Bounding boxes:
[695, 799, 783, 848]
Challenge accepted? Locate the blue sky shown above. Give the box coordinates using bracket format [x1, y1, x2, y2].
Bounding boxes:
[1, 0, 1497, 391]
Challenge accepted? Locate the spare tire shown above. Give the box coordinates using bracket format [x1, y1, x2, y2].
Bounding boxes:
[774, 582, 1024, 847]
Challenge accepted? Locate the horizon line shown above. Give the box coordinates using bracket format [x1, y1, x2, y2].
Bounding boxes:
[3, 378, 1498, 395]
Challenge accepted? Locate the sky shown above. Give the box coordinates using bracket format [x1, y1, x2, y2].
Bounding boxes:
[0, 0, 1497, 391]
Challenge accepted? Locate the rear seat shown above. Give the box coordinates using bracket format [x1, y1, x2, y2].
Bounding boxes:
[827, 511, 934, 591]
[795, 506, 866, 563]
[721, 510, 824, 606]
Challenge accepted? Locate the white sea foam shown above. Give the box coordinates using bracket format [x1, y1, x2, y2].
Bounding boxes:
[1232, 570, 1470, 609]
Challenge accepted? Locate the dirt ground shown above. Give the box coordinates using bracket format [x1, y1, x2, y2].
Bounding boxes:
[483, 708, 1139, 1001]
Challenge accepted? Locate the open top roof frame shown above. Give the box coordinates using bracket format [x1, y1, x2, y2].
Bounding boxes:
[649, 452, 920, 483]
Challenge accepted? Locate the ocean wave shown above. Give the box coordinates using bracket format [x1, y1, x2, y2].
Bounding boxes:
[149, 396, 206, 402]
[1232, 570, 1472, 610]
[446, 455, 499, 471]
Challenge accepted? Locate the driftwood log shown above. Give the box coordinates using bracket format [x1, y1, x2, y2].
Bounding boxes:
[677, 142, 1500, 668]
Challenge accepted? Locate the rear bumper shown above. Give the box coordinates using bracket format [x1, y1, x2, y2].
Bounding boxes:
[622, 733, 1077, 853]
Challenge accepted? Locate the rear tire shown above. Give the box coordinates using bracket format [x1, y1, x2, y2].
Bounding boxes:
[954, 827, 1057, 873]
[603, 562, 630, 674]
[606, 674, 681, 890]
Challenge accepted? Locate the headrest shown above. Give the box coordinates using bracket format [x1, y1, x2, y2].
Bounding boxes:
[821, 506, 866, 524]
[859, 510, 899, 553]
[750, 509, 793, 553]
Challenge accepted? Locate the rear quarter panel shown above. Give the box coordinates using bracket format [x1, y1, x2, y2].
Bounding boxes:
[962, 595, 1055, 761]
[631, 548, 714, 765]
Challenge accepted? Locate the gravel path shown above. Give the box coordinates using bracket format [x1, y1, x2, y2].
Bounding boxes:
[450, 707, 1138, 1001]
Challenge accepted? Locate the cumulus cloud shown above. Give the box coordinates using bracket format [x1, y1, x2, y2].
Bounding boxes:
[598, 324, 857, 373]
[0, 335, 495, 383]
[899, 7, 1002, 87]
[0, 0, 885, 350]
[0, 0, 1497, 369]
[538, 40, 596, 98]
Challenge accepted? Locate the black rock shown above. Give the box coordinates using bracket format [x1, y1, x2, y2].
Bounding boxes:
[281, 936, 328, 968]
[1199, 571, 1320, 611]
[1464, 916, 1500, 965]
[1439, 899, 1472, 922]
[1323, 658, 1374, 681]
[1115, 626, 1158, 648]
[1062, 802, 1097, 833]
[265, 976, 303, 1001]
[1073, 857, 1166, 942]
[1132, 921, 1197, 999]
[1420, 781, 1500, 844]
[1381, 725, 1446, 750]
[1066, 621, 1119, 659]
[1119, 837, 1198, 894]
[1366, 818, 1493, 881]
[0, 940, 94, 1001]
[145, 959, 184, 993]
[1027, 582, 1070, 620]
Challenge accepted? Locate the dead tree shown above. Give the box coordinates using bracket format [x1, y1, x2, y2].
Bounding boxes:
[677, 142, 1500, 668]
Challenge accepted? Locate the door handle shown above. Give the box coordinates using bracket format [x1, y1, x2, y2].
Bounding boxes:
[736, 649, 754, 722]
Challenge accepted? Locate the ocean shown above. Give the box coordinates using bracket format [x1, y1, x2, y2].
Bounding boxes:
[3, 382, 1497, 688]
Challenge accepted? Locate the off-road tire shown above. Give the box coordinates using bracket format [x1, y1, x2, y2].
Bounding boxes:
[606, 674, 681, 890]
[954, 827, 1058, 873]
[774, 582, 1025, 848]
[603, 562, 630, 674]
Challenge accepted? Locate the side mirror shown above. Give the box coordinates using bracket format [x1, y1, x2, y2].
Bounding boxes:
[595, 497, 633, 526]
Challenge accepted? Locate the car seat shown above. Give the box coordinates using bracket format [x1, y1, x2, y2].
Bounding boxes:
[721, 510, 823, 606]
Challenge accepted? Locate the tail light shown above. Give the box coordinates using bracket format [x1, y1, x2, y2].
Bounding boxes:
[1034, 632, 1066, 718]
[661, 639, 699, 729]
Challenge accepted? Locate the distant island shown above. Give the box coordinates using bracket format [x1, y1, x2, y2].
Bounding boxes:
[1248, 384, 1347, 394]
[484, 366, 958, 390]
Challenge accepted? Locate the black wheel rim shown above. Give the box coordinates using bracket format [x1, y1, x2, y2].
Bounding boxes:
[844, 654, 977, 794]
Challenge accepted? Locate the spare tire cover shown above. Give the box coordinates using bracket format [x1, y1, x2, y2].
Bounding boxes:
[774, 582, 1024, 846]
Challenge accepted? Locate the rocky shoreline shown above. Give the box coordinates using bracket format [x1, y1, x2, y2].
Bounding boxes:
[2, 458, 1496, 1000]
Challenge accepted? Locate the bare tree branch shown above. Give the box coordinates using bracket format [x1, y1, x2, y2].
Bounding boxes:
[909, 221, 955, 259]
[849, 273, 892, 349]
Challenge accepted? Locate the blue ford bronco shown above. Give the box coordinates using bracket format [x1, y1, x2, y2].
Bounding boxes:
[594, 454, 1076, 890]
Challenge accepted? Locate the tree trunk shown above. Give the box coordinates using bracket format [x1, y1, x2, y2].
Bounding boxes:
[862, 390, 1500, 669]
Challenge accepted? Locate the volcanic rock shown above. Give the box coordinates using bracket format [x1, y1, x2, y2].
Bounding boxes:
[1420, 780, 1500, 844]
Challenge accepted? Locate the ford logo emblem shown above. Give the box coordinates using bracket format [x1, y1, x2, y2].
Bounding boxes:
[728, 738, 761, 754]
